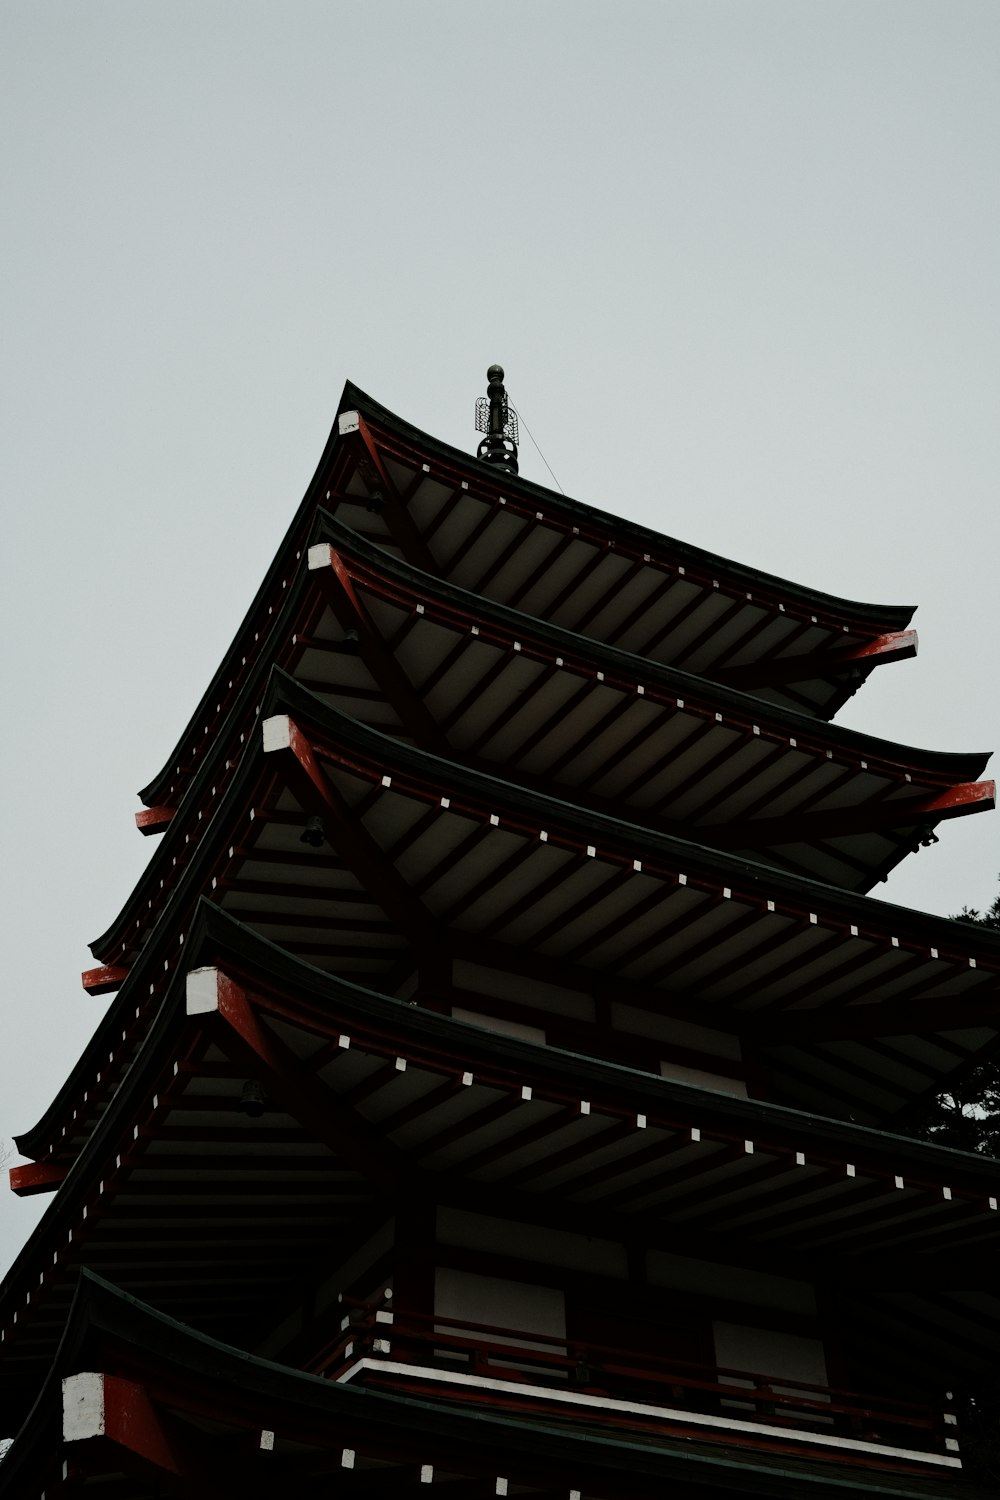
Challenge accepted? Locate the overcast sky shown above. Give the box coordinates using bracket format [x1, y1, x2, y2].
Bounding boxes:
[2, 0, 998, 1270]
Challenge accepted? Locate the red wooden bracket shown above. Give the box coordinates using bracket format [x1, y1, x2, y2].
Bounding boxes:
[353, 416, 438, 573]
[63, 1372, 186, 1477]
[10, 1160, 66, 1196]
[713, 629, 918, 691]
[714, 779, 996, 850]
[82, 964, 129, 996]
[135, 806, 175, 835]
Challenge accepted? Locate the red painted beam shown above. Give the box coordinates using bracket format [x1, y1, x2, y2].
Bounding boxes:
[63, 1372, 188, 1478]
[353, 416, 438, 574]
[712, 629, 918, 691]
[135, 806, 175, 835]
[9, 1160, 66, 1196]
[82, 964, 129, 996]
[190, 968, 408, 1188]
[263, 714, 433, 953]
[308, 545, 449, 755]
[710, 780, 995, 850]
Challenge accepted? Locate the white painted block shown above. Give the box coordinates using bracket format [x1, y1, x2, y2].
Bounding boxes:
[338, 411, 360, 434]
[307, 543, 334, 571]
[186, 968, 220, 1016]
[62, 1372, 105, 1442]
[262, 715, 292, 753]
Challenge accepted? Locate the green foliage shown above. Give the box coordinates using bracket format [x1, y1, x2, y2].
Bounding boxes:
[910, 881, 1000, 1157]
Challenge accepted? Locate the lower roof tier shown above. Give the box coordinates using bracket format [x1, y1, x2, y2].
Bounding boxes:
[2, 1270, 983, 1499]
[4, 907, 1000, 1444]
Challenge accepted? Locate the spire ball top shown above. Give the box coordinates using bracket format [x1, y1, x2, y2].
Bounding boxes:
[474, 362, 519, 475]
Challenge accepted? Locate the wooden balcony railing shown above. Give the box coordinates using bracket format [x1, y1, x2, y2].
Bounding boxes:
[312, 1295, 960, 1471]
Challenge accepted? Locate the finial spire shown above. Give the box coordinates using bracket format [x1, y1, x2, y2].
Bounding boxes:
[475, 364, 519, 475]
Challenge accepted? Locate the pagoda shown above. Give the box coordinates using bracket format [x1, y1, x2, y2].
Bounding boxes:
[3, 368, 1000, 1499]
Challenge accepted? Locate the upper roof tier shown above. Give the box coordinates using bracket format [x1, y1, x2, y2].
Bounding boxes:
[327, 383, 917, 717]
[140, 382, 918, 813]
[139, 510, 989, 896]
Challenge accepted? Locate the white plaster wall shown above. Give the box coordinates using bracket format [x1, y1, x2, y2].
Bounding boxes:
[713, 1321, 830, 1420]
[435, 1267, 566, 1356]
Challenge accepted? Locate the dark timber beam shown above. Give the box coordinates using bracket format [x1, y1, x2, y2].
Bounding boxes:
[187, 968, 407, 1188]
[706, 780, 995, 850]
[262, 713, 435, 955]
[352, 416, 438, 573]
[752, 989, 1000, 1043]
[308, 544, 450, 755]
[710, 628, 918, 691]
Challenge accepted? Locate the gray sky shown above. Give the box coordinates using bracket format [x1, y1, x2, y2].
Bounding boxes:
[2, 0, 998, 1270]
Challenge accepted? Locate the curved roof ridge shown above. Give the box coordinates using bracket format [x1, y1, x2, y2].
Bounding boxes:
[339, 379, 916, 631]
[138, 380, 919, 805]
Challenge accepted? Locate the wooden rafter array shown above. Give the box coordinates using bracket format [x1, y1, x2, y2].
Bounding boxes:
[295, 521, 989, 892]
[52, 679, 1000, 1188]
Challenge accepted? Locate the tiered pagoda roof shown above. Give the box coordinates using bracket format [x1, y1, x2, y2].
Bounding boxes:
[5, 1270, 975, 1500]
[2, 380, 997, 1497]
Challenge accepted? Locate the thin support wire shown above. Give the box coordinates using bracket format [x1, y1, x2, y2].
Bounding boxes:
[509, 402, 566, 495]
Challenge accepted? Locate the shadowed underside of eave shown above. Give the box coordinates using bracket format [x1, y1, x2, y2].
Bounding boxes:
[51, 675, 997, 1171]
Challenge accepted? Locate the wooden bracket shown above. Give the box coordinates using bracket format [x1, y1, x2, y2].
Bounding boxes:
[136, 806, 175, 836]
[10, 1160, 66, 1197]
[82, 964, 129, 996]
